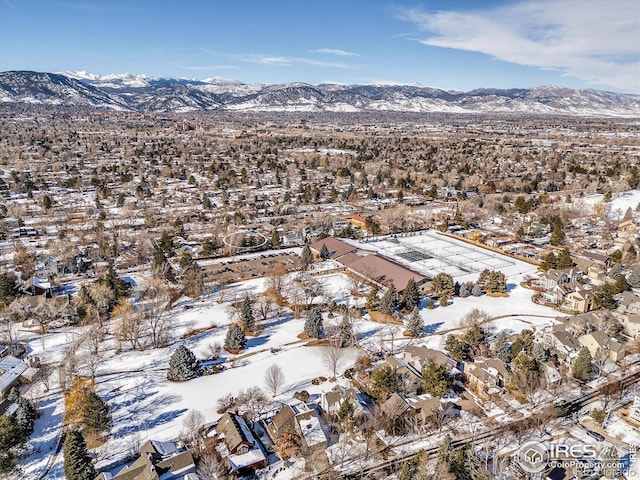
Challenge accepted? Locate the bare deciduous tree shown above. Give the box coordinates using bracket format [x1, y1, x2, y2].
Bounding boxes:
[140, 277, 173, 348]
[181, 409, 206, 446]
[87, 281, 115, 327]
[256, 294, 274, 325]
[266, 262, 288, 303]
[236, 386, 268, 421]
[264, 363, 285, 397]
[323, 343, 344, 379]
[113, 298, 143, 350]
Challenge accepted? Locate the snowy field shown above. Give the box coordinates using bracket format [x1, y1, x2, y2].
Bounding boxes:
[16, 237, 565, 478]
[581, 189, 640, 219]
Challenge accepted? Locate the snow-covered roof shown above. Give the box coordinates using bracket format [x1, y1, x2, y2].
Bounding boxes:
[298, 415, 327, 448]
[227, 448, 266, 470]
[150, 440, 179, 456]
[0, 356, 28, 395]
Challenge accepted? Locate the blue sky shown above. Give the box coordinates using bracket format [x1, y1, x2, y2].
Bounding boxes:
[1, 0, 638, 92]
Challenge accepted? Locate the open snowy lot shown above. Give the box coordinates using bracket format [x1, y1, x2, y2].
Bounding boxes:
[17, 235, 564, 478]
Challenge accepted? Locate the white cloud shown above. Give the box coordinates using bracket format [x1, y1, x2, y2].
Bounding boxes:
[399, 0, 640, 93]
[240, 54, 351, 68]
[185, 65, 238, 71]
[311, 48, 360, 57]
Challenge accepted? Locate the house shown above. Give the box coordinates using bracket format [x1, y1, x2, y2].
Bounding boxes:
[266, 402, 328, 452]
[9, 294, 78, 327]
[463, 357, 510, 400]
[571, 252, 610, 280]
[0, 356, 28, 399]
[319, 384, 362, 417]
[395, 346, 461, 382]
[21, 275, 53, 297]
[623, 314, 640, 338]
[542, 325, 580, 365]
[618, 291, 640, 315]
[95, 440, 195, 480]
[281, 233, 306, 247]
[578, 331, 625, 363]
[349, 215, 368, 230]
[216, 412, 267, 472]
[536, 268, 580, 291]
[561, 287, 594, 313]
[381, 393, 459, 425]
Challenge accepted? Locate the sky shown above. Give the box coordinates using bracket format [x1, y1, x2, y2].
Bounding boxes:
[0, 0, 638, 93]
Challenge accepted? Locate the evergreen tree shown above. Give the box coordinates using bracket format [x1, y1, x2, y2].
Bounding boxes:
[477, 269, 491, 290]
[225, 323, 247, 351]
[370, 364, 401, 399]
[406, 307, 424, 337]
[573, 347, 593, 381]
[458, 282, 469, 298]
[490, 333, 512, 363]
[271, 230, 281, 249]
[63, 429, 96, 480]
[471, 284, 482, 297]
[556, 248, 574, 268]
[593, 283, 618, 309]
[0, 273, 17, 305]
[169, 345, 201, 381]
[240, 294, 255, 332]
[336, 397, 354, 430]
[0, 414, 20, 473]
[304, 308, 324, 338]
[532, 343, 549, 363]
[540, 252, 558, 271]
[432, 273, 455, 298]
[403, 278, 420, 311]
[365, 287, 380, 311]
[338, 315, 355, 347]
[300, 245, 313, 271]
[550, 223, 566, 246]
[82, 391, 111, 435]
[379, 284, 398, 315]
[14, 398, 36, 440]
[444, 335, 471, 362]
[319, 243, 330, 260]
[159, 230, 174, 255]
[422, 360, 453, 397]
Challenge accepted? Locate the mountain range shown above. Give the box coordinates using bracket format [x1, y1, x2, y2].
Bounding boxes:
[1, 70, 639, 116]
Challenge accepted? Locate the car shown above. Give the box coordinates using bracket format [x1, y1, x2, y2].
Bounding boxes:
[586, 430, 605, 442]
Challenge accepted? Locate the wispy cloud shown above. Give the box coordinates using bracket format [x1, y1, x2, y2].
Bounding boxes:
[311, 48, 360, 57]
[398, 0, 640, 92]
[240, 54, 352, 68]
[185, 65, 238, 71]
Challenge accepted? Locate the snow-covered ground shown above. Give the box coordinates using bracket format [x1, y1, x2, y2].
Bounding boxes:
[17, 237, 564, 478]
[581, 189, 640, 219]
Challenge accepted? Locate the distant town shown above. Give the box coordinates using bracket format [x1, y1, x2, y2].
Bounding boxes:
[0, 106, 639, 480]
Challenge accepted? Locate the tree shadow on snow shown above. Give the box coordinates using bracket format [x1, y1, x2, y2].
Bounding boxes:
[113, 408, 188, 438]
[246, 335, 270, 349]
[423, 322, 445, 335]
